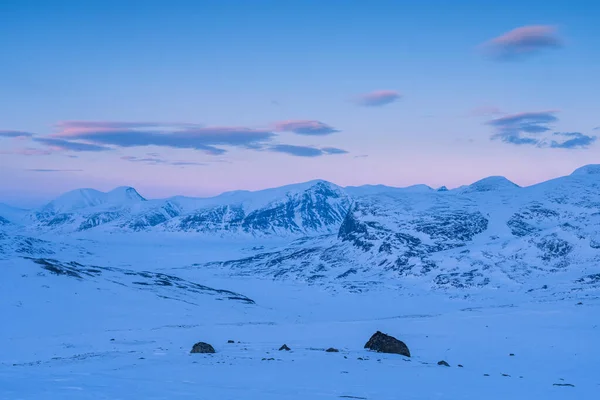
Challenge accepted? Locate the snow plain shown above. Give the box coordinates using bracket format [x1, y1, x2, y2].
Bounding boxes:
[1, 232, 598, 400]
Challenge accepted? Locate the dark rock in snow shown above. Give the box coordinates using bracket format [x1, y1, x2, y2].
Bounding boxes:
[279, 344, 291, 351]
[364, 331, 410, 357]
[190, 342, 215, 354]
[326, 347, 340, 353]
[437, 360, 450, 367]
[227, 340, 235, 344]
[457, 364, 464, 368]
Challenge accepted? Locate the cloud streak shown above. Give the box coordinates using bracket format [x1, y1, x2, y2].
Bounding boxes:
[487, 111, 558, 136]
[482, 25, 562, 60]
[0, 130, 34, 138]
[26, 169, 83, 172]
[550, 132, 597, 149]
[1, 120, 348, 159]
[274, 120, 339, 136]
[33, 137, 112, 152]
[51, 121, 276, 155]
[486, 111, 596, 149]
[120, 155, 207, 166]
[268, 144, 348, 157]
[356, 90, 401, 107]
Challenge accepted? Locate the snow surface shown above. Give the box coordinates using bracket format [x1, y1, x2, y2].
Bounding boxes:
[2, 167, 600, 399]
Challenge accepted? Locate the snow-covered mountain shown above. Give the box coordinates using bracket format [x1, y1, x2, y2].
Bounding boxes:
[12, 180, 351, 236]
[2, 164, 600, 294]
[0, 202, 28, 225]
[200, 165, 600, 294]
[163, 180, 350, 236]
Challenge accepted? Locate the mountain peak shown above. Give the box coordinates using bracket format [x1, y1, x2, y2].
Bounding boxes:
[464, 176, 519, 193]
[42, 188, 105, 213]
[41, 186, 145, 214]
[570, 164, 600, 176]
[107, 186, 146, 202]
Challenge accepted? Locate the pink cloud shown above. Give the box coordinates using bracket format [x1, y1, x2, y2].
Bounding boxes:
[47, 120, 277, 155]
[274, 120, 339, 135]
[356, 90, 401, 107]
[482, 25, 561, 60]
[54, 121, 202, 137]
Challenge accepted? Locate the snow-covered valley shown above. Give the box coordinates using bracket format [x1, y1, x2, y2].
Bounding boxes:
[2, 166, 600, 399]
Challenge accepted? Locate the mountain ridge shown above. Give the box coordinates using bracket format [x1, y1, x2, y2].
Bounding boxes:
[1, 164, 599, 240]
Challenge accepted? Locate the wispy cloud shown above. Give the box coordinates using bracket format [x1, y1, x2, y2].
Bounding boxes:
[120, 155, 206, 166]
[322, 147, 349, 155]
[2, 120, 348, 159]
[170, 161, 208, 166]
[550, 132, 597, 149]
[487, 111, 558, 145]
[274, 120, 339, 136]
[56, 121, 202, 133]
[52, 121, 275, 155]
[268, 144, 348, 157]
[33, 137, 112, 152]
[481, 25, 562, 60]
[356, 90, 401, 107]
[0, 130, 34, 138]
[486, 111, 596, 149]
[26, 169, 83, 172]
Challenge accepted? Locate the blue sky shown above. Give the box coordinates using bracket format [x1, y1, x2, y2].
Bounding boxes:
[1, 0, 599, 205]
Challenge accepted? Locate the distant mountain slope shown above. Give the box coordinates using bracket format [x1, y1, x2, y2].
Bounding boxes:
[163, 181, 350, 236]
[0, 203, 29, 225]
[22, 181, 351, 236]
[203, 166, 600, 293]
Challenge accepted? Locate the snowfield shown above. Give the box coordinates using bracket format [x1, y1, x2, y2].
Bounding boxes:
[2, 166, 600, 399]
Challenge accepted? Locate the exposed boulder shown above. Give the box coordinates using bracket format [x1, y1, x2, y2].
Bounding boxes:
[279, 344, 291, 351]
[325, 347, 339, 353]
[190, 342, 215, 354]
[438, 360, 450, 367]
[364, 331, 410, 357]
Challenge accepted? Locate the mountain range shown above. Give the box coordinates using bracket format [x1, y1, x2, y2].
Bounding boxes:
[2, 165, 600, 294]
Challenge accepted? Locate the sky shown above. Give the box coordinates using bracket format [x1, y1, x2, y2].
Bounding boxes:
[1, 0, 599, 206]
